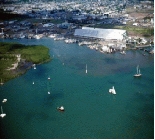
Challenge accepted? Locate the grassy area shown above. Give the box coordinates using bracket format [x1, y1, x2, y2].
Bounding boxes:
[0, 42, 51, 83]
[92, 24, 154, 37]
[123, 26, 154, 37]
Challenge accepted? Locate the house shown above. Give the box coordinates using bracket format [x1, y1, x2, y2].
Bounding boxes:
[141, 38, 147, 44]
[133, 23, 138, 26]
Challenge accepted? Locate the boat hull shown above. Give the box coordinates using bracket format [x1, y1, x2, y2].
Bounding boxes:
[134, 74, 142, 77]
[0, 113, 6, 118]
[57, 107, 65, 112]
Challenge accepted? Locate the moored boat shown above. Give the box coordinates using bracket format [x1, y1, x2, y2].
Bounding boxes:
[109, 86, 116, 94]
[134, 65, 142, 77]
[57, 106, 65, 111]
[0, 106, 6, 118]
[2, 99, 7, 103]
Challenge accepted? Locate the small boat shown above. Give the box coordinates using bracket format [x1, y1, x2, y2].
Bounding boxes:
[57, 106, 65, 111]
[49, 34, 57, 38]
[48, 76, 50, 80]
[2, 99, 7, 103]
[134, 65, 142, 77]
[120, 51, 126, 54]
[0, 79, 4, 85]
[0, 106, 6, 118]
[33, 64, 36, 69]
[86, 64, 87, 74]
[109, 86, 116, 94]
[48, 91, 50, 94]
[32, 82, 34, 84]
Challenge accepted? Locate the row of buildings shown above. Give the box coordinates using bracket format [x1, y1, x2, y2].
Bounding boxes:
[0, 0, 153, 53]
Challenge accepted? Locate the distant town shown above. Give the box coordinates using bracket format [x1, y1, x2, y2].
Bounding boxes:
[0, 0, 154, 54]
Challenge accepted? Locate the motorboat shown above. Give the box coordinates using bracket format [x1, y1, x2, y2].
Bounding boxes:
[57, 106, 65, 111]
[2, 99, 7, 103]
[109, 86, 116, 94]
[49, 34, 57, 38]
[120, 51, 126, 54]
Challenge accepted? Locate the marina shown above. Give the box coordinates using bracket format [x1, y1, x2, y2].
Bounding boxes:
[0, 0, 153, 138]
[0, 38, 153, 139]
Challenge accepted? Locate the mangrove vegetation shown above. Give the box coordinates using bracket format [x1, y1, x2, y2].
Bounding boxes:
[0, 42, 51, 83]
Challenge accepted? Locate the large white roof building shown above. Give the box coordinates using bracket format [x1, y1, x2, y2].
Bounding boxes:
[74, 27, 127, 41]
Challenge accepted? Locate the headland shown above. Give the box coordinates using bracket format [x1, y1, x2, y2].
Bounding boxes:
[0, 42, 51, 84]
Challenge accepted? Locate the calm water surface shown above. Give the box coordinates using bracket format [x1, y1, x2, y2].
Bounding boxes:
[0, 38, 154, 139]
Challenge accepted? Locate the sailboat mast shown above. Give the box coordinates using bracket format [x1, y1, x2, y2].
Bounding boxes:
[1, 106, 3, 114]
[137, 65, 139, 74]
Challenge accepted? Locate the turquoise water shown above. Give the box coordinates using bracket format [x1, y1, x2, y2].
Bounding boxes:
[0, 38, 154, 139]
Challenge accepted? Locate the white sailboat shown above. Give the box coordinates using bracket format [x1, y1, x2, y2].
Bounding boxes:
[48, 76, 50, 80]
[0, 106, 6, 118]
[32, 82, 34, 84]
[86, 64, 87, 74]
[33, 64, 36, 69]
[0, 79, 4, 85]
[109, 86, 116, 94]
[48, 91, 50, 94]
[134, 65, 142, 77]
[34, 29, 41, 39]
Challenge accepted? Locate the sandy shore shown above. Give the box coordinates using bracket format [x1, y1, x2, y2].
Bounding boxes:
[6, 54, 21, 70]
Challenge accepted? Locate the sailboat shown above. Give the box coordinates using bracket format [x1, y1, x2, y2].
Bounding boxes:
[0, 79, 4, 85]
[33, 64, 36, 69]
[48, 76, 50, 80]
[86, 64, 87, 74]
[48, 91, 50, 94]
[0, 106, 6, 118]
[34, 29, 41, 39]
[109, 86, 116, 94]
[134, 65, 142, 77]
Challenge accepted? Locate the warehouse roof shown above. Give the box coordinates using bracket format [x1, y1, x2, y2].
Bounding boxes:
[74, 27, 126, 40]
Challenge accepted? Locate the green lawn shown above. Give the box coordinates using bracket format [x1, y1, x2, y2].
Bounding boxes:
[92, 24, 154, 37]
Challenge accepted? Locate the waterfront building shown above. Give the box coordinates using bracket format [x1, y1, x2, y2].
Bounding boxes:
[74, 27, 127, 41]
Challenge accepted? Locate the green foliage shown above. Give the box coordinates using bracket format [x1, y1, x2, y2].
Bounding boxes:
[123, 26, 154, 37]
[0, 42, 51, 83]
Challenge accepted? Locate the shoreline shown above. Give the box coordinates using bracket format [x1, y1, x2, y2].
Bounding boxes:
[0, 42, 51, 84]
[1, 58, 52, 85]
[0, 35, 153, 85]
